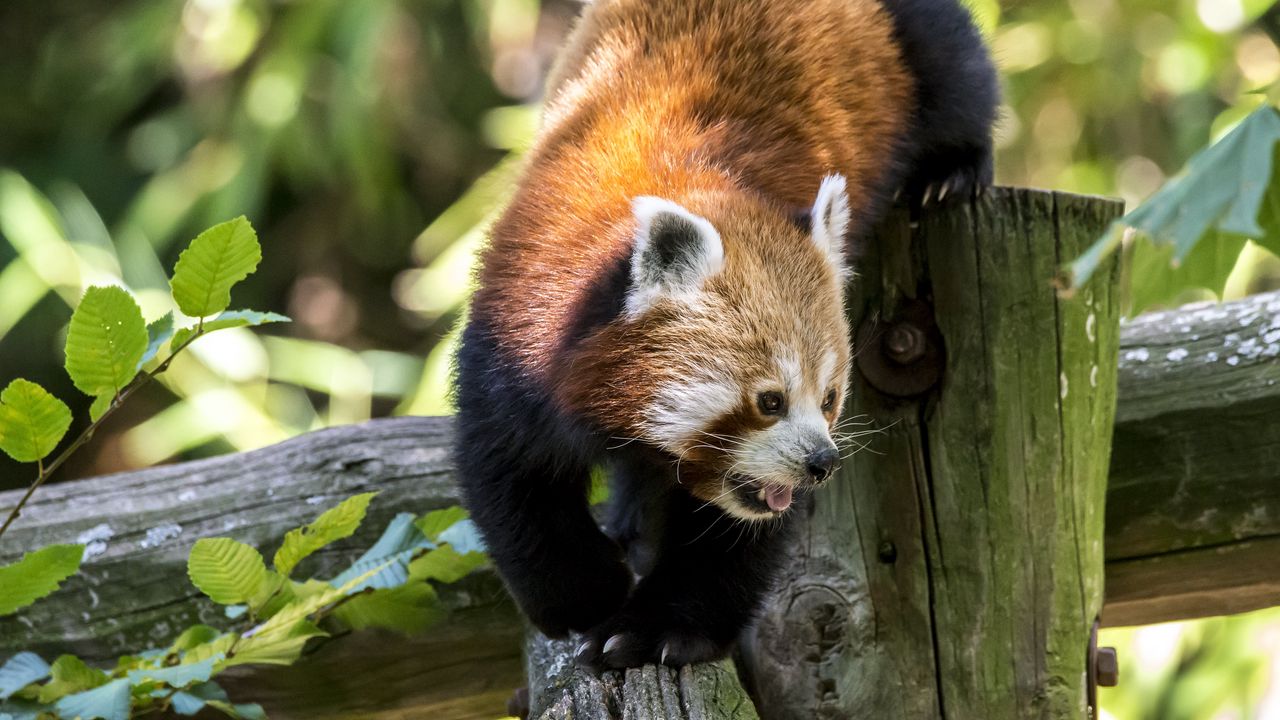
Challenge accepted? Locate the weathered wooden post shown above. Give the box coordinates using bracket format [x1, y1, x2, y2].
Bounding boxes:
[740, 188, 1124, 719]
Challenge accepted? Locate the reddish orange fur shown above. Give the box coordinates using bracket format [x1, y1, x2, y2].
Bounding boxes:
[472, 0, 912, 376]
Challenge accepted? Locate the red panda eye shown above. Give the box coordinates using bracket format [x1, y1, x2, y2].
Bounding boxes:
[822, 390, 837, 412]
[757, 391, 785, 416]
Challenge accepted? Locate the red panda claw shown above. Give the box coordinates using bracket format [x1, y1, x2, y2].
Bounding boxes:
[660, 644, 671, 665]
[937, 180, 951, 202]
[602, 634, 625, 655]
[576, 640, 593, 658]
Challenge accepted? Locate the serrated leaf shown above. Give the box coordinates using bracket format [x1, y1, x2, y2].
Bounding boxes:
[414, 507, 468, 542]
[88, 393, 113, 423]
[53, 678, 129, 720]
[0, 654, 49, 700]
[35, 656, 108, 704]
[248, 571, 293, 618]
[407, 545, 486, 585]
[126, 657, 218, 689]
[332, 583, 444, 634]
[139, 312, 175, 368]
[0, 380, 71, 463]
[1070, 105, 1280, 292]
[170, 217, 262, 318]
[187, 539, 267, 605]
[171, 310, 290, 349]
[64, 286, 148, 397]
[329, 549, 414, 592]
[273, 492, 378, 578]
[0, 545, 84, 616]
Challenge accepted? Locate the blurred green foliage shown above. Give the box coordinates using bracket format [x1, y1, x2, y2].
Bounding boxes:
[2, 0, 1280, 717]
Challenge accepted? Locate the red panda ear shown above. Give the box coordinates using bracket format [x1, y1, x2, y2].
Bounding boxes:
[626, 196, 725, 318]
[811, 174, 851, 277]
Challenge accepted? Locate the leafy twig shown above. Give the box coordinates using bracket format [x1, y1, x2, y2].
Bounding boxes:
[0, 329, 205, 541]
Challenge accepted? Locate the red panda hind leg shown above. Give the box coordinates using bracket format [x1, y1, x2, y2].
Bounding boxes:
[579, 489, 798, 671]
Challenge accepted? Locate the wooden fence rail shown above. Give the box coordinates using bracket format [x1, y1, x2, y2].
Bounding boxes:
[2, 219, 1278, 718]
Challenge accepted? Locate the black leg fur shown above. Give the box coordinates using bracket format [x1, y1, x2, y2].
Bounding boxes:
[453, 323, 631, 638]
[881, 0, 999, 205]
[579, 489, 796, 671]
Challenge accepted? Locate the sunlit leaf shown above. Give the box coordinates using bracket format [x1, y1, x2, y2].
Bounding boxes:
[35, 656, 108, 704]
[187, 538, 267, 606]
[225, 620, 326, 668]
[167, 626, 221, 656]
[0, 379, 71, 463]
[88, 393, 113, 423]
[171, 310, 290, 349]
[273, 492, 377, 578]
[64, 286, 148, 396]
[53, 678, 130, 720]
[0, 653, 49, 700]
[0, 545, 83, 616]
[170, 217, 262, 318]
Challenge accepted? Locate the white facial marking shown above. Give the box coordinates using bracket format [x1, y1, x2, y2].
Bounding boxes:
[625, 197, 724, 319]
[811, 174, 851, 278]
[645, 376, 739, 452]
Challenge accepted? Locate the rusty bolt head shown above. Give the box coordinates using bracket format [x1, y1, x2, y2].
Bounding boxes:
[884, 323, 926, 365]
[1095, 647, 1119, 687]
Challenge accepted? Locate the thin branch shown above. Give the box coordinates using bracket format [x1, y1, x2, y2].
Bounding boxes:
[0, 329, 206, 542]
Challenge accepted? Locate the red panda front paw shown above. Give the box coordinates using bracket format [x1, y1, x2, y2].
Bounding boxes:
[576, 617, 728, 671]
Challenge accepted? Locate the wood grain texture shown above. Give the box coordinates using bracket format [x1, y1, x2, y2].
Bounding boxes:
[739, 188, 1124, 720]
[2, 276, 1278, 717]
[526, 635, 758, 720]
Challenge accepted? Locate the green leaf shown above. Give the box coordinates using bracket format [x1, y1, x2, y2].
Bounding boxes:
[407, 545, 486, 585]
[332, 583, 444, 634]
[414, 507, 468, 542]
[64, 286, 148, 397]
[170, 217, 262, 318]
[0, 545, 84, 616]
[35, 656, 108, 704]
[1069, 106, 1280, 293]
[53, 678, 130, 720]
[248, 571, 294, 618]
[182, 635, 235, 667]
[0, 654, 49, 700]
[187, 539, 267, 606]
[139, 312, 175, 368]
[225, 620, 326, 668]
[88, 393, 113, 423]
[167, 626, 221, 656]
[273, 492, 378, 578]
[126, 657, 217, 689]
[171, 310, 290, 349]
[0, 380, 71, 463]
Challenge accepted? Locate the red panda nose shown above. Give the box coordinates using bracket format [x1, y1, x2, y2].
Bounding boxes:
[805, 448, 839, 482]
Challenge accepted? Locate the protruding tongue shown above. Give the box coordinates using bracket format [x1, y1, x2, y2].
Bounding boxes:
[765, 485, 793, 512]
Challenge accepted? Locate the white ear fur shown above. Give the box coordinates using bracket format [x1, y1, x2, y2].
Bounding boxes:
[811, 174, 851, 276]
[626, 196, 724, 319]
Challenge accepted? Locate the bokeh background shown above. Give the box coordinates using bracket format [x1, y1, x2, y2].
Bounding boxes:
[2, 0, 1279, 717]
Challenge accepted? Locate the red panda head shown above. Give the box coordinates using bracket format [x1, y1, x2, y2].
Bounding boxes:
[582, 175, 854, 522]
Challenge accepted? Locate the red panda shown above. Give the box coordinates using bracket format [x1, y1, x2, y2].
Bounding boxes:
[454, 0, 997, 670]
